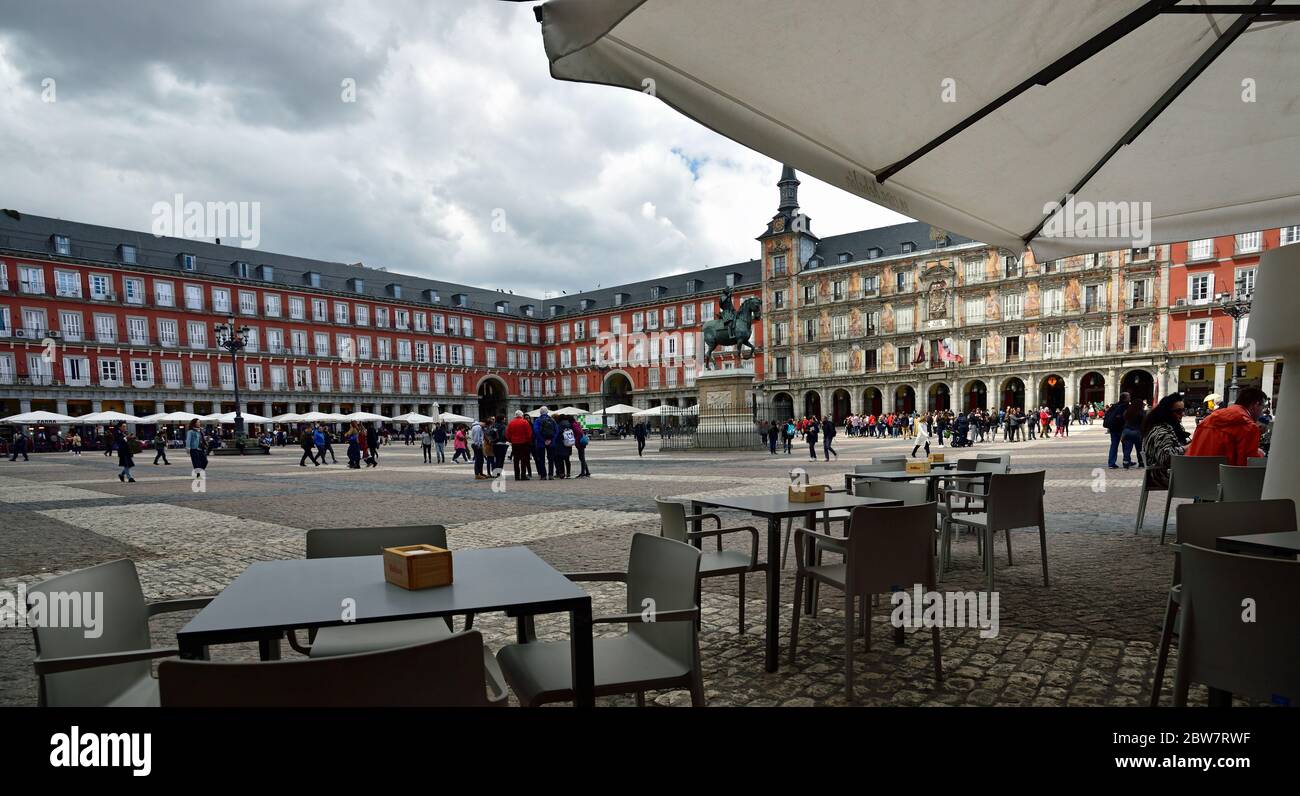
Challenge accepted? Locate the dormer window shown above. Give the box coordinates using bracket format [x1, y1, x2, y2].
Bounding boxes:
[650, 285, 664, 299]
[179, 253, 197, 271]
[452, 293, 468, 308]
[901, 242, 915, 254]
[423, 288, 439, 303]
[52, 235, 71, 255]
[614, 293, 628, 306]
[304, 271, 321, 288]
[579, 298, 594, 311]
[233, 261, 251, 279]
[549, 304, 564, 318]
[496, 300, 511, 313]
[119, 244, 138, 264]
[867, 247, 882, 259]
[257, 264, 274, 282]
[837, 252, 852, 264]
[522, 304, 535, 317]
[386, 283, 402, 299]
[347, 277, 364, 293]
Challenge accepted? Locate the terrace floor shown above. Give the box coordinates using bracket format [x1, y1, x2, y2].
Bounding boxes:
[0, 422, 1230, 706]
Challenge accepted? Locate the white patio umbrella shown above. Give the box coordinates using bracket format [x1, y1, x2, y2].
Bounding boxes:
[204, 411, 271, 424]
[1202, 393, 1223, 405]
[75, 411, 143, 424]
[536, 1, 1300, 260]
[439, 412, 476, 424]
[526, 406, 553, 418]
[139, 411, 206, 424]
[552, 406, 586, 417]
[632, 405, 681, 417]
[298, 411, 348, 423]
[1, 410, 77, 424]
[341, 411, 390, 423]
[270, 413, 305, 423]
[390, 412, 438, 425]
[597, 403, 638, 415]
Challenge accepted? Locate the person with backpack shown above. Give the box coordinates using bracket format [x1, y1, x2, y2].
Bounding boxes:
[820, 415, 838, 461]
[783, 419, 795, 454]
[535, 408, 561, 479]
[531, 411, 551, 479]
[633, 420, 647, 457]
[559, 420, 577, 478]
[470, 419, 488, 480]
[1103, 393, 1130, 468]
[574, 421, 592, 477]
[805, 420, 819, 461]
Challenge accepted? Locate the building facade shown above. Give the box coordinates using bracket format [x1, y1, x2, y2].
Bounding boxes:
[0, 169, 1287, 429]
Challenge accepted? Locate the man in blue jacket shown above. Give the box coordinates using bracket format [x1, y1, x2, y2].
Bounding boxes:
[533, 408, 559, 479]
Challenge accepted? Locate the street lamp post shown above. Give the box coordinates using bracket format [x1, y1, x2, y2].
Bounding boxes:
[1220, 275, 1253, 404]
[214, 318, 251, 439]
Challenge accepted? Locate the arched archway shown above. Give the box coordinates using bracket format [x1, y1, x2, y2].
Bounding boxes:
[1039, 374, 1065, 409]
[1079, 371, 1106, 406]
[831, 389, 851, 422]
[862, 387, 883, 416]
[803, 391, 822, 419]
[602, 370, 633, 408]
[894, 385, 916, 413]
[964, 380, 988, 411]
[1000, 377, 1025, 410]
[927, 382, 951, 412]
[477, 376, 508, 420]
[771, 391, 794, 421]
[1122, 369, 1156, 407]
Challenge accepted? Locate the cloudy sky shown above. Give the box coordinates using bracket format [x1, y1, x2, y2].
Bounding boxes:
[0, 0, 908, 295]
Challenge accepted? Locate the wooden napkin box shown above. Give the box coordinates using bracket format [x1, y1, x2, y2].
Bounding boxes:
[788, 483, 827, 502]
[928, 453, 945, 463]
[383, 544, 453, 589]
[906, 461, 932, 474]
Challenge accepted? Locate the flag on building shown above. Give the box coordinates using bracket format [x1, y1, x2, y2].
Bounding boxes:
[912, 338, 926, 364]
[940, 338, 964, 364]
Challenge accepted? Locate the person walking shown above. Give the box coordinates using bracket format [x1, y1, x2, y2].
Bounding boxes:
[1103, 393, 1129, 469]
[152, 432, 171, 465]
[299, 427, 320, 467]
[821, 415, 838, 462]
[9, 430, 30, 462]
[767, 421, 778, 455]
[433, 423, 448, 463]
[507, 411, 533, 480]
[574, 422, 592, 477]
[359, 423, 375, 467]
[71, 431, 83, 456]
[1120, 400, 1146, 468]
[559, 420, 576, 478]
[783, 418, 795, 454]
[491, 415, 509, 476]
[115, 423, 137, 482]
[633, 420, 648, 457]
[365, 423, 380, 467]
[346, 423, 362, 469]
[420, 426, 433, 463]
[313, 425, 330, 464]
[531, 412, 551, 479]
[185, 419, 206, 472]
[452, 425, 468, 463]
[470, 419, 487, 480]
[321, 427, 339, 463]
[805, 420, 819, 461]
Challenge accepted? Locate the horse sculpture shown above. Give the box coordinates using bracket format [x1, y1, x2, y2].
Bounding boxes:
[701, 296, 762, 370]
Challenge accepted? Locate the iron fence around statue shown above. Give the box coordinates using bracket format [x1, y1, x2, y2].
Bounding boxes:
[658, 396, 767, 452]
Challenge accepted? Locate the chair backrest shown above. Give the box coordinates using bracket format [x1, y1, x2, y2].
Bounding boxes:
[28, 559, 152, 707]
[854, 462, 899, 475]
[872, 455, 907, 466]
[654, 498, 690, 543]
[956, 458, 979, 471]
[1247, 457, 1268, 468]
[1219, 464, 1266, 503]
[858, 480, 928, 506]
[1173, 499, 1297, 583]
[976, 453, 1011, 471]
[306, 525, 448, 559]
[1176, 544, 1300, 704]
[985, 470, 1046, 532]
[844, 503, 938, 595]
[1169, 455, 1227, 501]
[159, 632, 502, 706]
[625, 533, 701, 667]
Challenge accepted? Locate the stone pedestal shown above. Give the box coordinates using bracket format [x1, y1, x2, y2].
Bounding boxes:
[689, 367, 763, 450]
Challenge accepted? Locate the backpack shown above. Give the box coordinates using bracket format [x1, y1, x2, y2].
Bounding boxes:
[785, 422, 795, 437]
[540, 416, 557, 440]
[485, 425, 499, 445]
[562, 428, 576, 447]
[579, 431, 589, 446]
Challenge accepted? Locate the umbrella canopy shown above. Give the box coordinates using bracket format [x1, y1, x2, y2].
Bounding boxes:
[526, 406, 553, 418]
[391, 412, 438, 425]
[1, 410, 77, 424]
[537, 1, 1300, 260]
[1202, 393, 1223, 405]
[204, 411, 271, 424]
[439, 412, 476, 424]
[597, 403, 638, 415]
[270, 413, 305, 423]
[297, 411, 347, 423]
[340, 411, 390, 423]
[632, 405, 681, 417]
[75, 411, 143, 424]
[137, 411, 206, 424]
[552, 406, 586, 417]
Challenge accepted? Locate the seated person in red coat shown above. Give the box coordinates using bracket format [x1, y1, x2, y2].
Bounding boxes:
[1185, 387, 1267, 466]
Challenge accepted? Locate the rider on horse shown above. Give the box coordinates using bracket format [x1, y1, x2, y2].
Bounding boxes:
[719, 285, 737, 339]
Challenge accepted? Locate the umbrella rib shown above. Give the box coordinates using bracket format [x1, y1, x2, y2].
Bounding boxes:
[1021, 0, 1274, 247]
[876, 0, 1180, 185]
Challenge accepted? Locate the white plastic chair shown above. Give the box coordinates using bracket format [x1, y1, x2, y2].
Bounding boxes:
[1160, 455, 1226, 544]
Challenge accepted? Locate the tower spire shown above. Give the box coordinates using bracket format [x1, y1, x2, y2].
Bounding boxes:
[777, 164, 800, 214]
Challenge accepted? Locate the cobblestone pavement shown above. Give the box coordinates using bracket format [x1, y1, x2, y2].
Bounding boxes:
[0, 424, 1235, 706]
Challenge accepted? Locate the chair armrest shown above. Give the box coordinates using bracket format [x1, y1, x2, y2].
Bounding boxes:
[682, 512, 723, 528]
[563, 571, 628, 583]
[689, 525, 761, 568]
[943, 488, 983, 502]
[792, 526, 845, 568]
[592, 608, 699, 625]
[34, 647, 179, 675]
[825, 486, 850, 494]
[285, 628, 312, 656]
[146, 596, 215, 617]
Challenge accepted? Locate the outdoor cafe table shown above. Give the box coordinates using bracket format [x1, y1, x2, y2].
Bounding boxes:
[846, 466, 970, 502]
[1216, 531, 1300, 559]
[841, 461, 955, 492]
[688, 492, 903, 673]
[176, 546, 597, 706]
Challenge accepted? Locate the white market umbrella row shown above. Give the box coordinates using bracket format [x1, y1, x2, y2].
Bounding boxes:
[390, 412, 438, 425]
[1, 410, 78, 424]
[597, 404, 638, 415]
[632, 405, 683, 418]
[439, 412, 476, 424]
[204, 411, 272, 425]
